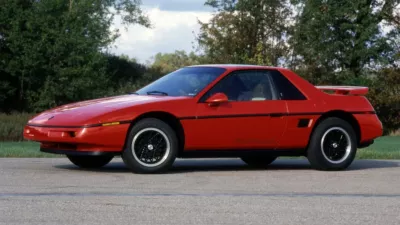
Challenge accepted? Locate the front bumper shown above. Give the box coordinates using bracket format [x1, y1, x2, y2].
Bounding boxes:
[24, 123, 131, 153]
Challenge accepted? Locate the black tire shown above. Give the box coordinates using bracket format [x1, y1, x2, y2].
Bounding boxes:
[66, 155, 114, 168]
[307, 117, 357, 171]
[122, 118, 178, 174]
[241, 156, 277, 168]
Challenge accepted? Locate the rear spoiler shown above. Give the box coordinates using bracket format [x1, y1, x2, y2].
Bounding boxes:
[316, 86, 368, 96]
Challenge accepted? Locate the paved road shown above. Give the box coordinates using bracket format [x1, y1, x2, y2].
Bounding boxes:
[0, 158, 399, 225]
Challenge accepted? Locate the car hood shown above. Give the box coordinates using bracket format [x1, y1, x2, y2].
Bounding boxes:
[28, 94, 185, 127]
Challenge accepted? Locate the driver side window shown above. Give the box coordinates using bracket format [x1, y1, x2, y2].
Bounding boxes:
[200, 70, 279, 102]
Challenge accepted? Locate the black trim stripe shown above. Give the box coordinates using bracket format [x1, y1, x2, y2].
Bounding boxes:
[180, 114, 275, 120]
[179, 116, 197, 120]
[27, 120, 132, 129]
[179, 111, 375, 120]
[179, 112, 323, 120]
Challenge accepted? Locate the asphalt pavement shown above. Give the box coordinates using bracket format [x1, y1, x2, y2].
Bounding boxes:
[0, 158, 399, 225]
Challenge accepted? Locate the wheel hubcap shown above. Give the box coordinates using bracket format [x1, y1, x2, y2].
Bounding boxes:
[321, 127, 352, 164]
[132, 128, 170, 167]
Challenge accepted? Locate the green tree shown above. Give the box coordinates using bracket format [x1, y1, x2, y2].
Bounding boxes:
[0, 0, 150, 112]
[368, 68, 400, 133]
[382, 1, 400, 62]
[105, 53, 147, 93]
[149, 50, 208, 74]
[197, 0, 292, 66]
[290, 0, 397, 77]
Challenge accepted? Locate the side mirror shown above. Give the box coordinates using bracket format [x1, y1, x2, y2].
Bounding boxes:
[205, 92, 229, 106]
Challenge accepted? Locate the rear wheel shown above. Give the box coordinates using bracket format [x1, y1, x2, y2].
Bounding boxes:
[307, 117, 357, 171]
[122, 118, 178, 174]
[241, 156, 277, 168]
[66, 155, 114, 168]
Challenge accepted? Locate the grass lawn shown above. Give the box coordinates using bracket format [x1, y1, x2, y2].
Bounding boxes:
[0, 136, 399, 159]
[355, 136, 400, 160]
[0, 141, 59, 158]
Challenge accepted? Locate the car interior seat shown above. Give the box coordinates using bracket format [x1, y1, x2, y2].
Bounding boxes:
[250, 75, 279, 101]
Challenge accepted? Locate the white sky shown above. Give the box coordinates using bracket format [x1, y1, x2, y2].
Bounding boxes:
[109, 0, 213, 64]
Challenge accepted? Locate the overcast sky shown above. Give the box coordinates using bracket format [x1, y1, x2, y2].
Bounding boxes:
[109, 0, 213, 64]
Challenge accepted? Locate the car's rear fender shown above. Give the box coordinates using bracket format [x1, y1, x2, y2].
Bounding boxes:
[306, 110, 382, 149]
[353, 113, 383, 144]
[308, 110, 361, 146]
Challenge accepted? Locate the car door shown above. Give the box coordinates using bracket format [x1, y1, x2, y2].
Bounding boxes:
[183, 69, 288, 150]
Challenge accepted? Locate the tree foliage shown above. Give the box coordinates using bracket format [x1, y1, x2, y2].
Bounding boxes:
[290, 0, 397, 77]
[150, 50, 208, 74]
[368, 68, 400, 133]
[197, 0, 292, 66]
[0, 0, 150, 112]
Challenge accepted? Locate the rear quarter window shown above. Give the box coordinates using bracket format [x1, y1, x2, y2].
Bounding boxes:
[270, 70, 307, 100]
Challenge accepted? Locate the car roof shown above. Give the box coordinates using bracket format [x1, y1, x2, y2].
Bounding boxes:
[186, 64, 283, 70]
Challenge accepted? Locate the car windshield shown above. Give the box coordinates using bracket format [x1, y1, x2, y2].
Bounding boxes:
[135, 67, 226, 97]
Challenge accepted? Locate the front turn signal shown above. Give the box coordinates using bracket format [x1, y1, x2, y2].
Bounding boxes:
[102, 122, 120, 126]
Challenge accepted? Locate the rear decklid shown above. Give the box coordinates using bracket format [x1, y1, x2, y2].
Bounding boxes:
[316, 86, 369, 96]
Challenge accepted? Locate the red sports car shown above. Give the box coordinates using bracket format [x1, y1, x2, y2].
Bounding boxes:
[24, 65, 383, 173]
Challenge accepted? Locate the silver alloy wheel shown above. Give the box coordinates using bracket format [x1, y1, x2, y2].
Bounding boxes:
[320, 127, 352, 164]
[131, 128, 170, 167]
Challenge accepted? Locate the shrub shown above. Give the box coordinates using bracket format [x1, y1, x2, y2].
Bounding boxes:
[368, 68, 400, 134]
[0, 113, 34, 141]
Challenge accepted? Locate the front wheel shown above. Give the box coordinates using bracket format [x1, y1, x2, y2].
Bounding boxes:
[66, 155, 114, 168]
[122, 118, 178, 174]
[307, 117, 357, 171]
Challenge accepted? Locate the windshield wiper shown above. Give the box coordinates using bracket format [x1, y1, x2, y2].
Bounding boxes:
[147, 91, 168, 96]
[129, 92, 139, 95]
